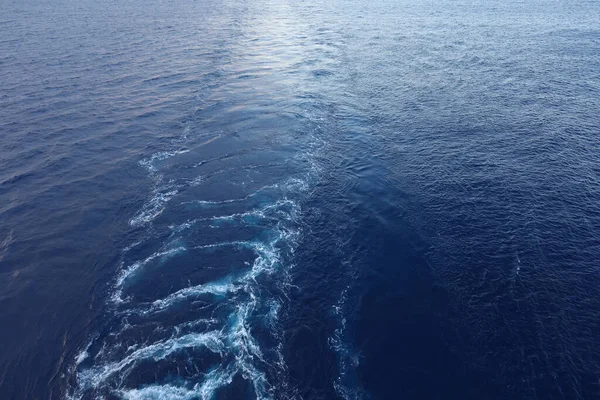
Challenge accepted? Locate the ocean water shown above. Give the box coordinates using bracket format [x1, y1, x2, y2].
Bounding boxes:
[1, 0, 600, 398]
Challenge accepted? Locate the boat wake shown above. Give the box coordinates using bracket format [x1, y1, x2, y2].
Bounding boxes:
[67, 117, 319, 399]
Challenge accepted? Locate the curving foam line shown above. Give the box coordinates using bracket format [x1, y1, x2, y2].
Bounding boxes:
[228, 323, 278, 400]
[149, 278, 237, 312]
[112, 246, 187, 304]
[130, 186, 180, 227]
[78, 331, 224, 390]
[116, 247, 187, 288]
[119, 383, 199, 400]
[196, 365, 237, 400]
[71, 146, 314, 398]
[139, 149, 191, 174]
[329, 287, 364, 400]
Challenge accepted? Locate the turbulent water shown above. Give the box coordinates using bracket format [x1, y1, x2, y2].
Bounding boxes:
[1, 0, 600, 399]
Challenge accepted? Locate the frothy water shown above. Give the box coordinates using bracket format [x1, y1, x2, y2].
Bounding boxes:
[69, 135, 318, 398]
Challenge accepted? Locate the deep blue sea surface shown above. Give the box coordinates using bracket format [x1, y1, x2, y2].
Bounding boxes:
[1, 0, 600, 398]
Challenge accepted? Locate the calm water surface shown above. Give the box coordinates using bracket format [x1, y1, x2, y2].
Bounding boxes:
[1, 0, 600, 398]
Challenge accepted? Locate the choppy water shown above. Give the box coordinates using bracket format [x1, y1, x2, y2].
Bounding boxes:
[1, 0, 600, 399]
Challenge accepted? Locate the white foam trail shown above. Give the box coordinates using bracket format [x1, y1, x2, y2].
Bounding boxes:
[0, 230, 13, 262]
[193, 241, 250, 250]
[139, 149, 190, 174]
[117, 246, 186, 287]
[132, 153, 307, 229]
[191, 175, 206, 186]
[122, 238, 145, 254]
[184, 179, 304, 208]
[130, 186, 180, 227]
[119, 359, 261, 400]
[120, 383, 198, 400]
[143, 235, 288, 313]
[230, 302, 264, 362]
[150, 278, 237, 312]
[170, 219, 197, 233]
[329, 287, 364, 400]
[130, 148, 192, 227]
[74, 219, 298, 398]
[119, 369, 237, 400]
[173, 318, 220, 334]
[73, 338, 94, 368]
[74, 350, 88, 367]
[112, 246, 187, 303]
[119, 366, 238, 400]
[187, 197, 246, 206]
[173, 199, 299, 230]
[196, 366, 236, 400]
[229, 302, 272, 399]
[79, 331, 224, 389]
[266, 300, 281, 328]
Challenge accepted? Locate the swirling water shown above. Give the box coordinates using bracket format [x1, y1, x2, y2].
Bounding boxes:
[1, 0, 600, 399]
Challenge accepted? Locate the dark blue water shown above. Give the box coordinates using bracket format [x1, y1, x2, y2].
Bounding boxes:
[1, 0, 600, 398]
